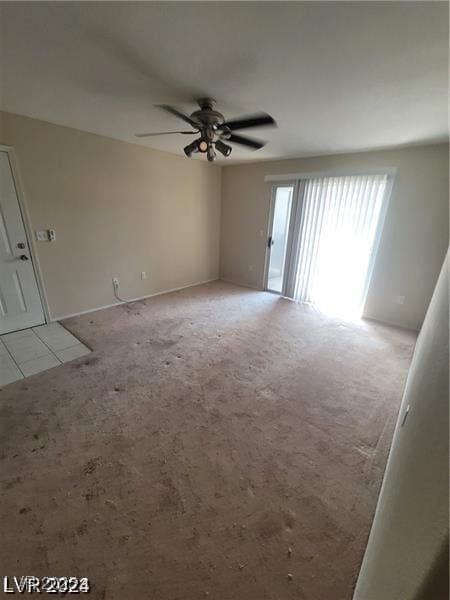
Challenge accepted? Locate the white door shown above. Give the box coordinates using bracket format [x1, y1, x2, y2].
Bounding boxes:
[0, 151, 45, 334]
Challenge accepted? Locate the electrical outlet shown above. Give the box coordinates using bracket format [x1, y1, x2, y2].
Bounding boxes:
[112, 277, 119, 289]
[48, 229, 56, 241]
[141, 271, 147, 280]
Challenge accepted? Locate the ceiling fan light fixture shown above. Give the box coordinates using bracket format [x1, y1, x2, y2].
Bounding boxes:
[207, 145, 216, 163]
[215, 139, 232, 157]
[184, 140, 198, 157]
[198, 139, 208, 153]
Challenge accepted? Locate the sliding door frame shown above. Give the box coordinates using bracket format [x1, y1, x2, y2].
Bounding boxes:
[263, 181, 299, 295]
[264, 167, 397, 183]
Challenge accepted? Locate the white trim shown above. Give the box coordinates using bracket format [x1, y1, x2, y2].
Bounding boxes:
[219, 277, 263, 292]
[0, 144, 51, 324]
[53, 278, 219, 321]
[362, 315, 419, 333]
[263, 184, 282, 291]
[264, 167, 398, 182]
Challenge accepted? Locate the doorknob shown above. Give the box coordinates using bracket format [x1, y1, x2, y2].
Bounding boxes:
[268, 236, 274, 248]
[19, 254, 29, 261]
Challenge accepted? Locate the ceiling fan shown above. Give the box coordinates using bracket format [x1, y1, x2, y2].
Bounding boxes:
[135, 98, 276, 161]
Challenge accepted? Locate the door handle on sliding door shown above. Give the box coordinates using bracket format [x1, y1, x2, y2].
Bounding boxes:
[268, 236, 274, 248]
[19, 254, 29, 261]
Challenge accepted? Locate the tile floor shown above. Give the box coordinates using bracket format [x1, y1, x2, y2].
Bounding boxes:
[0, 322, 90, 386]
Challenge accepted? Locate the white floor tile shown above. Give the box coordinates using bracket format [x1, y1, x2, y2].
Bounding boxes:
[0, 354, 24, 386]
[19, 353, 61, 377]
[3, 332, 52, 363]
[56, 344, 91, 363]
[33, 322, 62, 333]
[33, 323, 80, 352]
[1, 328, 35, 343]
[0, 323, 89, 381]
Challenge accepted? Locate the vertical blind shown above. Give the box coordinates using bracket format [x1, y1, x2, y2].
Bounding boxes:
[293, 174, 388, 315]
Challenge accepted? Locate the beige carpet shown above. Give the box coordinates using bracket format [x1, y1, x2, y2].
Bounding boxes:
[0, 281, 415, 599]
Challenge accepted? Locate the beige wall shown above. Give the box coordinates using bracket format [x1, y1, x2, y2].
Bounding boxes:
[353, 252, 449, 600]
[220, 144, 449, 330]
[0, 112, 221, 319]
[1, 110, 447, 330]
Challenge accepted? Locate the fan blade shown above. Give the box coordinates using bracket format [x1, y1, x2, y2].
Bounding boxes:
[219, 112, 276, 131]
[156, 104, 201, 128]
[135, 131, 197, 138]
[227, 133, 266, 150]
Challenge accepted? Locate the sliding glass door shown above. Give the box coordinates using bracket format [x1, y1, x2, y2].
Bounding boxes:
[265, 185, 294, 293]
[265, 173, 392, 317]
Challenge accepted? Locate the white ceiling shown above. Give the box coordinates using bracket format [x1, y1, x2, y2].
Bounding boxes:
[1, 2, 448, 164]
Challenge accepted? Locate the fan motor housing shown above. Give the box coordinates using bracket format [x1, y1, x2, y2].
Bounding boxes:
[191, 109, 224, 128]
[191, 98, 224, 130]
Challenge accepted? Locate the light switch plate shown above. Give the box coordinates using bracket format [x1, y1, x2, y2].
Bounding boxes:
[35, 230, 49, 242]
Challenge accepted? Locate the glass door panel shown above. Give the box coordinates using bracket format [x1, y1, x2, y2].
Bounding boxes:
[266, 186, 293, 293]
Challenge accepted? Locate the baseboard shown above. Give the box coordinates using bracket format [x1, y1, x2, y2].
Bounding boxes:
[219, 277, 264, 292]
[362, 315, 419, 333]
[52, 278, 219, 322]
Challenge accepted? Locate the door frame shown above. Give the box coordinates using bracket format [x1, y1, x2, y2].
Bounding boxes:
[263, 181, 299, 295]
[0, 144, 50, 325]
